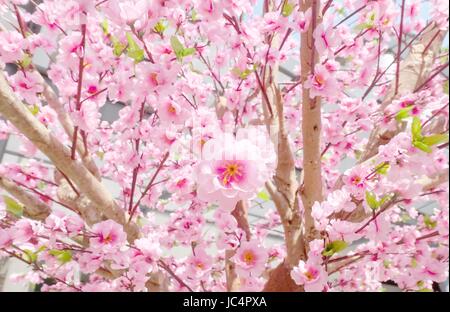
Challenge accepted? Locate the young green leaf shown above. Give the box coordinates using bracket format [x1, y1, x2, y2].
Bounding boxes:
[281, 1, 295, 17]
[412, 140, 432, 153]
[395, 106, 414, 121]
[423, 215, 437, 230]
[181, 47, 196, 58]
[101, 19, 109, 35]
[23, 249, 38, 263]
[3, 195, 23, 217]
[126, 32, 144, 63]
[422, 133, 449, 146]
[190, 9, 198, 22]
[153, 19, 167, 35]
[411, 117, 422, 141]
[170, 36, 195, 61]
[231, 67, 253, 80]
[257, 191, 270, 201]
[171, 36, 185, 59]
[111, 37, 126, 57]
[28, 104, 40, 116]
[378, 194, 393, 207]
[365, 191, 379, 210]
[374, 162, 390, 175]
[19, 53, 33, 68]
[49, 250, 73, 264]
[322, 240, 348, 257]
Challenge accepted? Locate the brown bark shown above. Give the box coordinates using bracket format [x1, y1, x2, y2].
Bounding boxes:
[262, 0, 323, 292]
[298, 0, 323, 245]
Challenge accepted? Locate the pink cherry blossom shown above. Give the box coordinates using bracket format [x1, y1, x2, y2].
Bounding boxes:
[0, 228, 12, 249]
[313, 23, 340, 57]
[304, 64, 339, 99]
[0, 31, 25, 63]
[8, 71, 44, 104]
[291, 259, 328, 292]
[90, 220, 127, 251]
[232, 240, 268, 277]
[292, 8, 312, 33]
[195, 132, 274, 212]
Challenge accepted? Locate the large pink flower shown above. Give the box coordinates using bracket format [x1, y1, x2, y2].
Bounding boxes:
[291, 259, 328, 292]
[304, 64, 339, 99]
[195, 132, 274, 211]
[0, 31, 24, 63]
[0, 228, 12, 249]
[90, 220, 127, 251]
[232, 240, 268, 277]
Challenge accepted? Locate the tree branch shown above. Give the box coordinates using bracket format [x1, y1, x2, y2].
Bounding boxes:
[0, 175, 51, 221]
[298, 0, 323, 247]
[0, 72, 139, 242]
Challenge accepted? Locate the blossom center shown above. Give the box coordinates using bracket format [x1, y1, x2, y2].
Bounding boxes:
[101, 234, 113, 244]
[242, 250, 256, 265]
[149, 72, 159, 86]
[196, 262, 205, 269]
[305, 268, 319, 281]
[176, 178, 187, 188]
[216, 161, 244, 187]
[167, 104, 177, 114]
[313, 74, 325, 88]
[351, 176, 362, 185]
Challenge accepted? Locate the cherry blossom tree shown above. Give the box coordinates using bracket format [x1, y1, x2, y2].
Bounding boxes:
[0, 0, 448, 292]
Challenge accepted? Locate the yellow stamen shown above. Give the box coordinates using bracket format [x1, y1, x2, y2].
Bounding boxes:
[243, 251, 255, 264]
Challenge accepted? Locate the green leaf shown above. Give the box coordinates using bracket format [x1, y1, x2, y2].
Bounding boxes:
[153, 19, 167, 35]
[101, 19, 109, 35]
[28, 104, 40, 116]
[418, 288, 433, 292]
[191, 9, 198, 22]
[257, 191, 270, 201]
[231, 67, 253, 80]
[423, 215, 437, 230]
[395, 106, 414, 121]
[19, 53, 33, 68]
[49, 249, 73, 264]
[96, 151, 105, 160]
[422, 134, 449, 146]
[111, 36, 126, 57]
[170, 36, 195, 61]
[322, 240, 348, 257]
[444, 80, 449, 94]
[126, 32, 144, 63]
[3, 195, 23, 217]
[37, 181, 46, 190]
[23, 249, 37, 263]
[171, 36, 185, 58]
[365, 191, 379, 210]
[411, 117, 422, 141]
[281, 1, 295, 17]
[355, 22, 374, 31]
[378, 194, 393, 207]
[181, 47, 196, 57]
[412, 140, 432, 153]
[374, 162, 390, 175]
